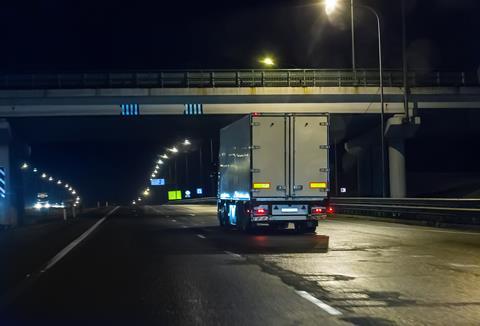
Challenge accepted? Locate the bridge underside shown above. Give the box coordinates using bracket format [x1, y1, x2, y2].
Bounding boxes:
[0, 86, 479, 116]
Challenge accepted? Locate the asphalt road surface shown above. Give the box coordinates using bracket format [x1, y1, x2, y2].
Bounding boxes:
[1, 205, 479, 325]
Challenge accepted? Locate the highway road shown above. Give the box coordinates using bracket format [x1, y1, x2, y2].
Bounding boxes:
[1, 204, 480, 325]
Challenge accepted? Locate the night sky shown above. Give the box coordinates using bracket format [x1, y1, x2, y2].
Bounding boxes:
[3, 0, 480, 203]
[1, 0, 479, 71]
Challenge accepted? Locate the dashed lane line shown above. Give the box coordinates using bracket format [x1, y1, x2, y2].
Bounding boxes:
[224, 251, 242, 258]
[196, 234, 206, 239]
[296, 291, 342, 316]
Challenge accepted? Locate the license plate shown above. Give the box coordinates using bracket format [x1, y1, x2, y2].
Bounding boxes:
[281, 208, 299, 213]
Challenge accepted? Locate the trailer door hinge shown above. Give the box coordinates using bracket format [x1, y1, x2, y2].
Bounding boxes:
[319, 168, 330, 173]
[293, 185, 303, 191]
[319, 145, 330, 149]
[319, 122, 329, 126]
[251, 145, 261, 150]
[276, 185, 286, 191]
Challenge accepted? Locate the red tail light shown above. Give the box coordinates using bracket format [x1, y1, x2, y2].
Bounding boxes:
[253, 206, 268, 216]
[327, 207, 334, 214]
[311, 207, 324, 215]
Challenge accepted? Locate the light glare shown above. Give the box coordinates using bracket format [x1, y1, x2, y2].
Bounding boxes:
[325, 0, 338, 15]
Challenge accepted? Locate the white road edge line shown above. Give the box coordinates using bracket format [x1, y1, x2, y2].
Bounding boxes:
[224, 251, 242, 258]
[196, 234, 206, 239]
[296, 290, 342, 316]
[41, 206, 120, 273]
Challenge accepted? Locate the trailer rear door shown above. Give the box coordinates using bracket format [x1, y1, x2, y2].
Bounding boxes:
[251, 116, 288, 198]
[291, 115, 329, 198]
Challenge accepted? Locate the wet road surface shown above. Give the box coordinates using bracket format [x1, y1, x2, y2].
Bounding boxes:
[1, 204, 479, 325]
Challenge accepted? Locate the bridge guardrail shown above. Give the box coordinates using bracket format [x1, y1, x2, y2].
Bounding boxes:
[0, 69, 477, 90]
[329, 197, 480, 227]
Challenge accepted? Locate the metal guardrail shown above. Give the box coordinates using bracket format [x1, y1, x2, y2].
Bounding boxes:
[329, 197, 480, 226]
[0, 69, 477, 90]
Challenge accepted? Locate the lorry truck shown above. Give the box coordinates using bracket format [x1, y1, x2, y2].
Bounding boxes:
[217, 113, 332, 233]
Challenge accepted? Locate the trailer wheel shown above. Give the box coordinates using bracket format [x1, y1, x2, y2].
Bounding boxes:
[238, 206, 253, 232]
[218, 203, 227, 228]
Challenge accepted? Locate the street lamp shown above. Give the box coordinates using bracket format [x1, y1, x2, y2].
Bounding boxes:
[160, 154, 168, 160]
[57, 180, 62, 185]
[21, 162, 29, 170]
[259, 56, 275, 67]
[167, 147, 178, 153]
[325, 0, 386, 197]
[183, 139, 191, 146]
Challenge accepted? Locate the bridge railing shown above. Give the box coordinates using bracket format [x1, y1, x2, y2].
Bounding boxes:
[0, 69, 477, 90]
[329, 197, 480, 227]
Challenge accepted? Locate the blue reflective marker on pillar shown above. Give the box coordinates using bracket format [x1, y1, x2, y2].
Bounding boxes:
[0, 167, 6, 199]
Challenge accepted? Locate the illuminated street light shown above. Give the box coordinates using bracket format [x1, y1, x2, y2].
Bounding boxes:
[325, 0, 338, 15]
[138, 197, 142, 202]
[167, 147, 178, 153]
[21, 163, 29, 169]
[151, 173, 156, 178]
[65, 184, 69, 188]
[260, 56, 275, 67]
[41, 173, 47, 178]
[183, 139, 191, 146]
[69, 187, 73, 191]
[132, 200, 136, 205]
[57, 180, 62, 185]
[160, 154, 168, 160]
[33, 168, 38, 173]
[48, 176, 53, 181]
[325, 0, 386, 197]
[72, 190, 76, 195]
[155, 164, 160, 169]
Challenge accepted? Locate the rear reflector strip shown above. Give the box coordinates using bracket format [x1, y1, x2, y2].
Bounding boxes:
[253, 183, 271, 189]
[310, 182, 327, 189]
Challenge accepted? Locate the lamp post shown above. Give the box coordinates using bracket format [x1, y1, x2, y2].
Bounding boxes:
[325, 0, 387, 197]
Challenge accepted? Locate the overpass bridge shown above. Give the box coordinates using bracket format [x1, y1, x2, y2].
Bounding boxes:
[0, 69, 479, 225]
[0, 69, 478, 116]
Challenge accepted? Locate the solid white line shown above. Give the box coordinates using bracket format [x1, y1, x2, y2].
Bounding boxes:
[41, 206, 119, 272]
[224, 251, 242, 258]
[196, 234, 206, 239]
[296, 291, 342, 316]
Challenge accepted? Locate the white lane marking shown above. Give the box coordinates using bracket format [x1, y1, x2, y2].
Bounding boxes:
[224, 251, 242, 258]
[296, 290, 342, 316]
[449, 263, 480, 268]
[196, 234, 206, 239]
[331, 220, 480, 236]
[41, 207, 120, 273]
[172, 219, 177, 222]
[189, 214, 196, 216]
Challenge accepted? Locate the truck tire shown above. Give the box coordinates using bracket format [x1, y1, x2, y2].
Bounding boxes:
[218, 203, 227, 228]
[238, 205, 253, 232]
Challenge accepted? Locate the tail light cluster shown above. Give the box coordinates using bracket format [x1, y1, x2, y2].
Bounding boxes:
[253, 206, 269, 216]
[311, 206, 335, 215]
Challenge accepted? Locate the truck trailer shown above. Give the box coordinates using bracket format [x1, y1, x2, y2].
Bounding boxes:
[217, 113, 332, 233]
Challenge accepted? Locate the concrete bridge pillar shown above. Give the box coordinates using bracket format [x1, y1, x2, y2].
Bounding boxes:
[0, 120, 16, 226]
[385, 114, 421, 198]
